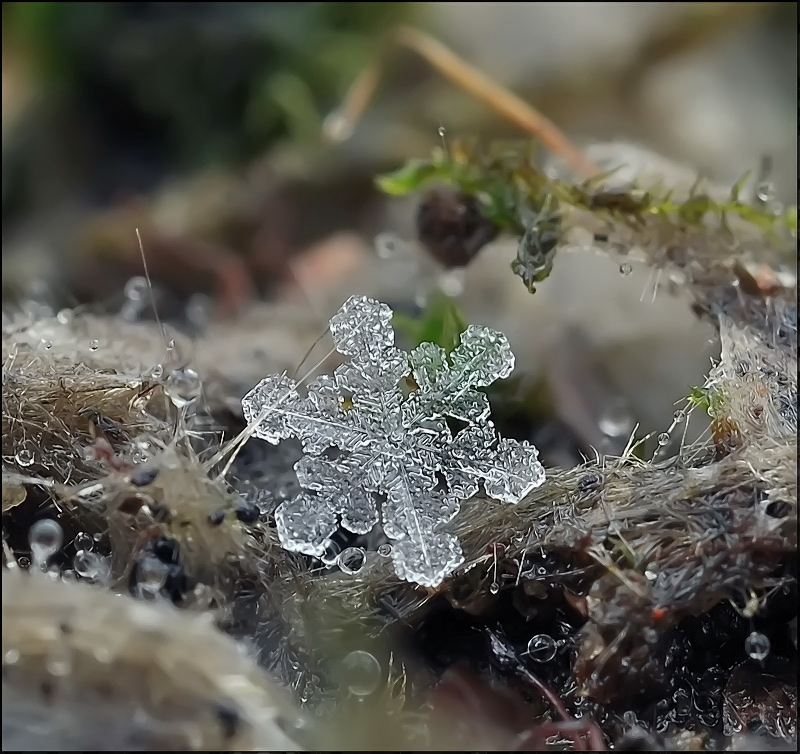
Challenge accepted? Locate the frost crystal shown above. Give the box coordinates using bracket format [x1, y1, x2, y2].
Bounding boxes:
[242, 295, 546, 587]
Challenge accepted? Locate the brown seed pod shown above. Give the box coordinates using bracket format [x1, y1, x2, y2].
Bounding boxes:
[415, 187, 499, 269]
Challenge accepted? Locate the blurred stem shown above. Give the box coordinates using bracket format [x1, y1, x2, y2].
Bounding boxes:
[325, 25, 599, 180]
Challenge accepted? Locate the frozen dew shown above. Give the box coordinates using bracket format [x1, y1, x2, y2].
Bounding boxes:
[744, 631, 770, 661]
[340, 650, 382, 697]
[598, 397, 634, 438]
[15, 448, 34, 467]
[29, 519, 63, 569]
[165, 366, 202, 408]
[337, 546, 367, 575]
[619, 262, 633, 276]
[74, 532, 94, 552]
[657, 432, 670, 447]
[526, 634, 557, 662]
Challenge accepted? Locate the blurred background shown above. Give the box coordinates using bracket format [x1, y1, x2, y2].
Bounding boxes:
[2, 1, 797, 456]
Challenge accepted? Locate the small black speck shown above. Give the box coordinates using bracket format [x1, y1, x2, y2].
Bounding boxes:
[208, 509, 226, 526]
[130, 467, 159, 487]
[578, 473, 602, 492]
[214, 702, 241, 740]
[235, 501, 260, 524]
[58, 621, 72, 634]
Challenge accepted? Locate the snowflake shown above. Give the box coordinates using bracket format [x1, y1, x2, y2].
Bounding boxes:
[242, 295, 546, 587]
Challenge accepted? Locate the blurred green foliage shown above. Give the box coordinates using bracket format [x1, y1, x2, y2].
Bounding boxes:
[3, 2, 416, 167]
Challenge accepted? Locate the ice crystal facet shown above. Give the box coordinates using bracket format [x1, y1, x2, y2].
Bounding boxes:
[242, 295, 546, 587]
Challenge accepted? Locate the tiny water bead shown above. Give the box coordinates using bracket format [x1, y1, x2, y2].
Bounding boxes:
[89, 339, 100, 351]
[165, 366, 203, 408]
[320, 539, 342, 566]
[657, 432, 671, 447]
[56, 308, 74, 326]
[745, 631, 770, 661]
[15, 448, 34, 467]
[526, 634, 557, 663]
[437, 268, 466, 298]
[599, 398, 634, 438]
[73, 550, 104, 581]
[134, 556, 169, 598]
[73, 532, 94, 552]
[619, 262, 633, 276]
[337, 547, 366, 575]
[340, 650, 382, 697]
[29, 519, 63, 569]
[673, 409, 686, 423]
[124, 276, 149, 302]
[489, 582, 500, 595]
[377, 543, 392, 558]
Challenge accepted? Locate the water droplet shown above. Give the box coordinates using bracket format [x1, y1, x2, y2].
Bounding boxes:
[186, 294, 212, 331]
[755, 182, 775, 204]
[437, 126, 447, 139]
[4, 649, 21, 665]
[375, 233, 401, 260]
[437, 268, 465, 297]
[599, 398, 633, 438]
[320, 538, 341, 566]
[17, 556, 30, 569]
[74, 532, 94, 551]
[61, 569, 77, 582]
[526, 634, 557, 662]
[657, 432, 670, 446]
[29, 519, 63, 569]
[673, 409, 686, 423]
[56, 309, 73, 326]
[89, 339, 99, 351]
[322, 109, 353, 142]
[15, 448, 34, 467]
[41, 339, 52, 350]
[489, 582, 500, 595]
[46, 644, 72, 677]
[619, 262, 633, 276]
[745, 631, 770, 661]
[149, 364, 164, 380]
[135, 556, 169, 598]
[377, 543, 392, 558]
[165, 366, 202, 408]
[73, 550, 103, 581]
[340, 650, 381, 696]
[124, 276, 149, 303]
[337, 546, 366, 575]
